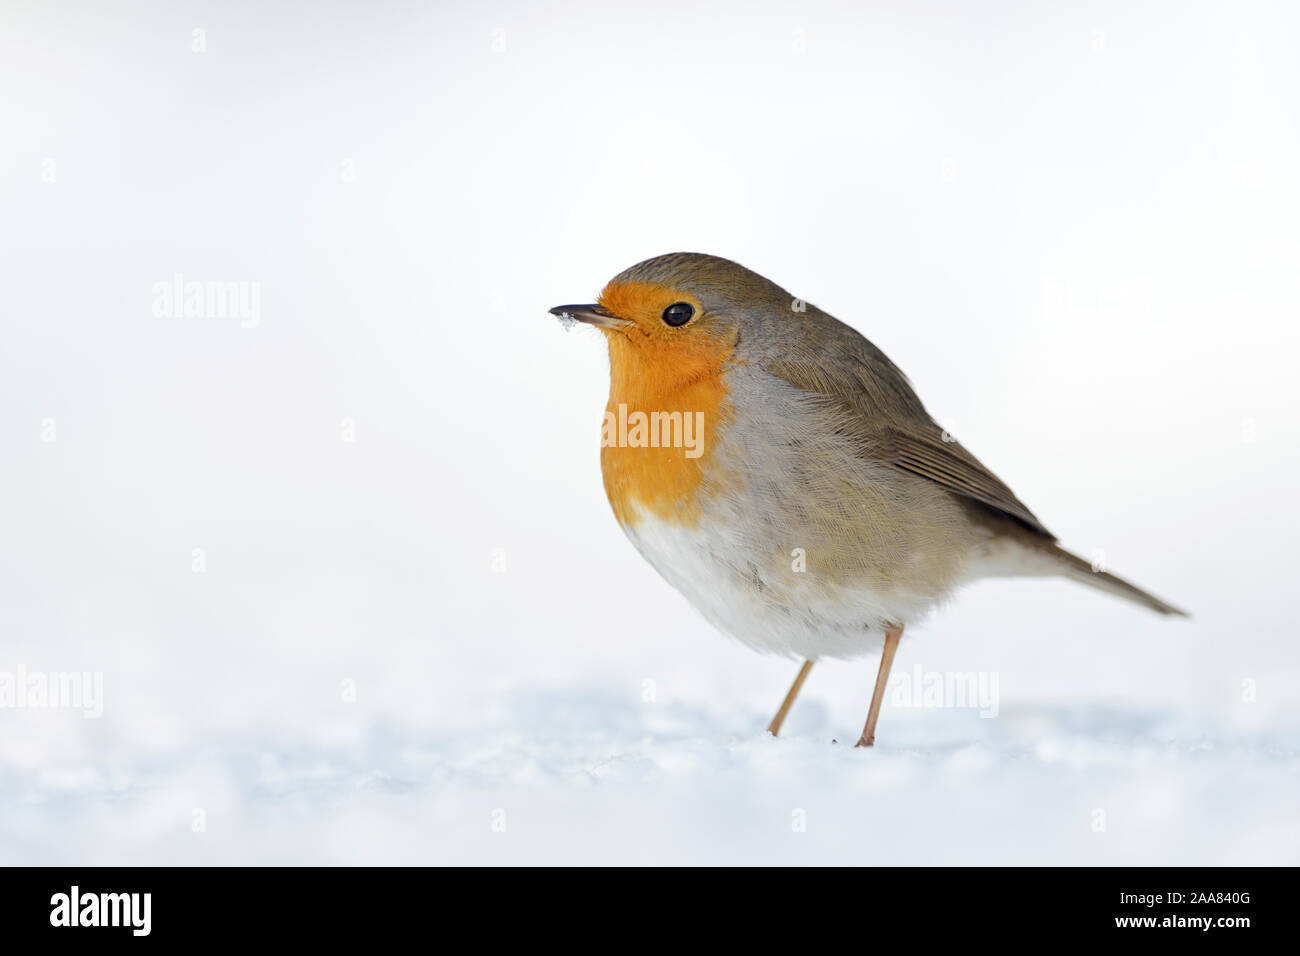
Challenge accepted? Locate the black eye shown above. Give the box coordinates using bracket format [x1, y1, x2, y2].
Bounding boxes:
[662, 302, 694, 327]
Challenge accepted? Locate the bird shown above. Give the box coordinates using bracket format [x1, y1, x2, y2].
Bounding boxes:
[549, 252, 1187, 747]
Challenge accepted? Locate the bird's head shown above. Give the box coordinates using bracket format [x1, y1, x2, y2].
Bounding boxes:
[549, 252, 793, 394]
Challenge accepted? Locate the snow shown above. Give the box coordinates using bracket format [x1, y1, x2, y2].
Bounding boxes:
[2, 643, 1297, 865]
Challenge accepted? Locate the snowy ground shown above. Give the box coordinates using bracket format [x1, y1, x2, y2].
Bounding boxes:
[3, 694, 1297, 866]
[3, 1, 1299, 865]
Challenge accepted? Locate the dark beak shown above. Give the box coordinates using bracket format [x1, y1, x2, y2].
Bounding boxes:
[548, 303, 631, 330]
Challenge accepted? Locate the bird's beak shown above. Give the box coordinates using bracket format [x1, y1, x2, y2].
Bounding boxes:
[548, 303, 632, 331]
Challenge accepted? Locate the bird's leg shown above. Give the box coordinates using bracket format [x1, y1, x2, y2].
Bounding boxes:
[766, 659, 814, 737]
[856, 625, 903, 747]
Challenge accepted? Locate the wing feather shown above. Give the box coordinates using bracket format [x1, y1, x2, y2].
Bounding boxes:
[765, 316, 1055, 540]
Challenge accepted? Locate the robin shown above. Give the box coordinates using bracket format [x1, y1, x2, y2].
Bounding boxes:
[550, 253, 1186, 747]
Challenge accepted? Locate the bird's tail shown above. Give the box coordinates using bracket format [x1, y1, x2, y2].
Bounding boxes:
[1048, 545, 1189, 617]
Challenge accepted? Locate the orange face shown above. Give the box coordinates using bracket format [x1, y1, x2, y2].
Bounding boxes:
[591, 281, 738, 529]
[597, 280, 705, 338]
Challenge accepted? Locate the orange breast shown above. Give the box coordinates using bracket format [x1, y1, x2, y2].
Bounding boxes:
[599, 331, 731, 528]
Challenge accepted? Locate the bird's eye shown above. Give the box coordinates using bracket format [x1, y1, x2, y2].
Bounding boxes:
[662, 302, 694, 327]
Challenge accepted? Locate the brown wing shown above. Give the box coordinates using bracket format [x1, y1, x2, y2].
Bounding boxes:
[764, 311, 1055, 540]
[877, 427, 1054, 538]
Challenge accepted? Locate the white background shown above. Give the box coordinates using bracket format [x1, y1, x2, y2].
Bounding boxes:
[1, 0, 1297, 864]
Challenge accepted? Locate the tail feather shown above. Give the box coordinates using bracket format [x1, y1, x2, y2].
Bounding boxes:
[1049, 546, 1189, 617]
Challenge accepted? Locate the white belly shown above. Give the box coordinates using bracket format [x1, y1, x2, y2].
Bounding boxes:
[622, 512, 921, 660]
